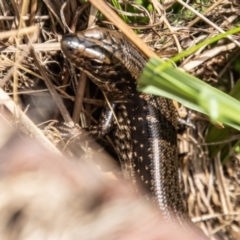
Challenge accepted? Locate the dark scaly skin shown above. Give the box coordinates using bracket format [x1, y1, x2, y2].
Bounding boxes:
[61, 27, 204, 231]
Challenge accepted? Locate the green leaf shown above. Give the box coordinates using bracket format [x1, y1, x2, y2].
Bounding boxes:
[138, 57, 240, 131]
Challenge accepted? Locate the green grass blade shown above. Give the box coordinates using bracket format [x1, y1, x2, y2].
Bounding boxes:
[206, 77, 240, 159]
[138, 57, 240, 131]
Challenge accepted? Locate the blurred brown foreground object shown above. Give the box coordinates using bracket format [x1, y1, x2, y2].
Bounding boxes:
[0, 131, 207, 240]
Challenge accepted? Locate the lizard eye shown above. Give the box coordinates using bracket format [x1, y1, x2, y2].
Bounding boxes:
[89, 60, 102, 67]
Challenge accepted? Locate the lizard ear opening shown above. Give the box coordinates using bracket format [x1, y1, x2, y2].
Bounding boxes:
[66, 46, 74, 54]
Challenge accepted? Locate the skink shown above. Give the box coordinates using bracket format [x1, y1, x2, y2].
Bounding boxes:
[61, 27, 204, 232]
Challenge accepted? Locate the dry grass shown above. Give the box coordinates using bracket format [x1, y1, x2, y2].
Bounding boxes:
[0, 0, 240, 239]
